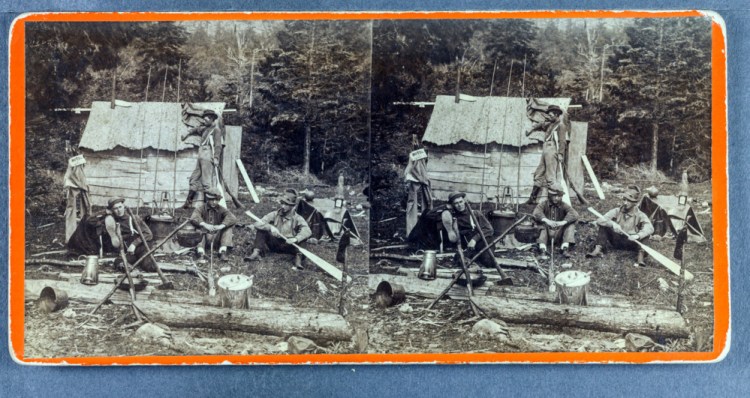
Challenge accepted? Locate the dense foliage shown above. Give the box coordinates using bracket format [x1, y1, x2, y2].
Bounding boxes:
[24, 18, 713, 219]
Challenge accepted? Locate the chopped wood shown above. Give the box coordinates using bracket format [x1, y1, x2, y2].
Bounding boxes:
[472, 296, 689, 339]
[133, 300, 353, 343]
[31, 250, 68, 257]
[370, 244, 410, 252]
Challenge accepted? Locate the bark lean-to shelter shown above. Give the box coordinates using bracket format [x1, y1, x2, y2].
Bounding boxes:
[421, 95, 588, 203]
[78, 101, 241, 208]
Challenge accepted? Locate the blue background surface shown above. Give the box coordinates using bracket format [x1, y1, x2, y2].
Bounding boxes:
[2, 2, 748, 397]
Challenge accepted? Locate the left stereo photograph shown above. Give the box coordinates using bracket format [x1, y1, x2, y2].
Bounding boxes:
[14, 18, 372, 362]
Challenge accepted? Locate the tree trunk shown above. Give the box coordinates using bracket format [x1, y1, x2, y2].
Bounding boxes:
[472, 295, 689, 339]
[134, 300, 353, 343]
[651, 21, 665, 174]
[302, 23, 316, 176]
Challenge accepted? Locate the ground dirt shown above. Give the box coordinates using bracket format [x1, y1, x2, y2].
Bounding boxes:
[23, 183, 371, 358]
[368, 179, 715, 354]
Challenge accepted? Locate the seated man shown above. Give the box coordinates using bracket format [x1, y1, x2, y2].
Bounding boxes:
[587, 187, 655, 267]
[190, 188, 236, 261]
[407, 192, 495, 268]
[533, 183, 579, 258]
[245, 191, 312, 269]
[67, 197, 157, 272]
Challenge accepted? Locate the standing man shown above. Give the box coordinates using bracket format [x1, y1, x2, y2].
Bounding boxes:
[67, 197, 157, 272]
[533, 183, 578, 258]
[245, 191, 312, 269]
[525, 105, 568, 204]
[441, 192, 495, 268]
[587, 187, 654, 267]
[181, 109, 224, 208]
[190, 188, 236, 261]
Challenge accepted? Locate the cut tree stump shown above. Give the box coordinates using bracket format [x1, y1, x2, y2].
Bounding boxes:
[134, 300, 353, 343]
[472, 296, 689, 339]
[217, 274, 253, 309]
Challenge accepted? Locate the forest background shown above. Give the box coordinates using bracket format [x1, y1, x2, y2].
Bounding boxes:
[25, 20, 371, 217]
[24, 18, 712, 219]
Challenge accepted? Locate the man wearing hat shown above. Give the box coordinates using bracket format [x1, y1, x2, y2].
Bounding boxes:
[190, 188, 237, 260]
[67, 197, 157, 272]
[587, 187, 654, 266]
[524, 104, 569, 204]
[181, 108, 224, 208]
[440, 192, 496, 268]
[532, 182, 579, 257]
[245, 190, 312, 269]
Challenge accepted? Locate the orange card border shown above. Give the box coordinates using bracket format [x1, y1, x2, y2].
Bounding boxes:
[8, 10, 729, 365]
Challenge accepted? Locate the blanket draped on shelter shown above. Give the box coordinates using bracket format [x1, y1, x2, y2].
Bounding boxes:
[63, 155, 91, 243]
[526, 97, 571, 140]
[404, 148, 433, 236]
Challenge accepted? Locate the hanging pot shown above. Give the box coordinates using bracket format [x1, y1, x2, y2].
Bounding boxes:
[489, 210, 516, 239]
[514, 218, 540, 243]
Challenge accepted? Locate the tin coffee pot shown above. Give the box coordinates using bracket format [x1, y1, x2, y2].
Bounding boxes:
[79, 255, 100, 285]
[418, 250, 438, 280]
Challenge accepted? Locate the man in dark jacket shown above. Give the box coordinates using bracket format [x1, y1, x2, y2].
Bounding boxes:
[67, 197, 157, 271]
[441, 192, 495, 268]
[190, 188, 236, 261]
[533, 183, 578, 257]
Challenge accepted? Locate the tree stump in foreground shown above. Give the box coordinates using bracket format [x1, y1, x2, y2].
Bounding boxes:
[217, 274, 253, 309]
[554, 270, 590, 306]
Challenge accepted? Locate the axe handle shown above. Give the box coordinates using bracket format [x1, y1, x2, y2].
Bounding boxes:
[126, 208, 170, 285]
[467, 208, 512, 282]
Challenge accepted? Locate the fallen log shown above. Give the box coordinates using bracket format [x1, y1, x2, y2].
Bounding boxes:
[370, 275, 670, 310]
[368, 274, 480, 300]
[472, 295, 689, 339]
[486, 286, 664, 309]
[51, 272, 163, 286]
[25, 279, 152, 306]
[134, 300, 353, 343]
[147, 290, 336, 313]
[26, 259, 197, 274]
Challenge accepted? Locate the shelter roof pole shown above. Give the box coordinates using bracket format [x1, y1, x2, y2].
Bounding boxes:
[495, 60, 514, 203]
[516, 55, 527, 212]
[152, 67, 169, 209]
[172, 59, 182, 218]
[135, 65, 152, 216]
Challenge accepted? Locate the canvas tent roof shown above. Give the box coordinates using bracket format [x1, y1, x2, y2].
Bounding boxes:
[79, 101, 226, 152]
[422, 95, 572, 147]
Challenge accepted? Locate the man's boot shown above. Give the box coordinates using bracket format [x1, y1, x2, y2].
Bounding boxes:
[105, 216, 120, 248]
[182, 190, 196, 209]
[196, 247, 205, 260]
[561, 243, 572, 258]
[244, 248, 261, 262]
[635, 250, 646, 267]
[524, 186, 541, 205]
[293, 253, 304, 270]
[218, 246, 228, 261]
[586, 245, 603, 258]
